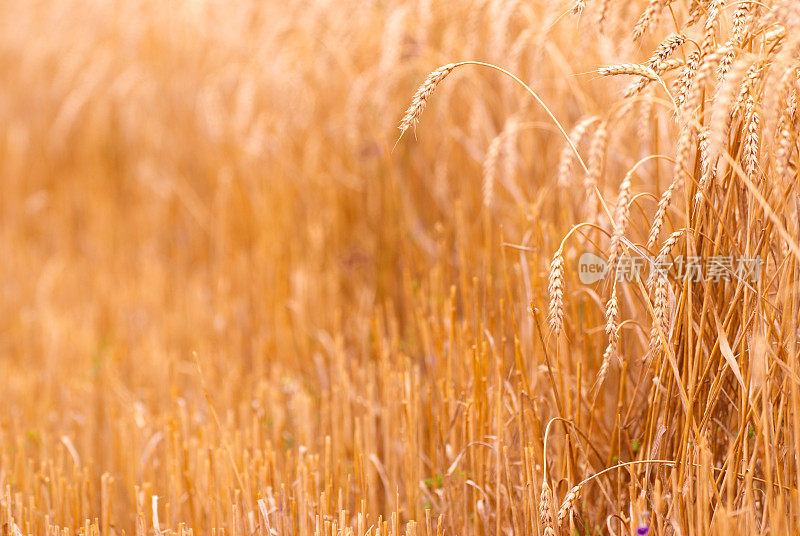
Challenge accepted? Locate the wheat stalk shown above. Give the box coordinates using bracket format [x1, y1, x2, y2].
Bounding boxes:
[608, 166, 634, 268]
[659, 230, 684, 257]
[556, 484, 581, 527]
[557, 460, 678, 528]
[674, 50, 701, 111]
[775, 122, 794, 180]
[699, 0, 722, 59]
[539, 480, 555, 536]
[625, 59, 684, 98]
[683, 0, 706, 28]
[605, 292, 619, 340]
[595, 289, 619, 394]
[708, 58, 750, 180]
[731, 1, 752, 44]
[482, 132, 503, 209]
[647, 34, 686, 68]
[684, 47, 727, 120]
[647, 127, 689, 251]
[633, 0, 666, 42]
[733, 61, 763, 116]
[595, 347, 613, 393]
[599, 63, 660, 81]
[743, 97, 761, 181]
[397, 61, 588, 172]
[648, 229, 684, 291]
[584, 121, 608, 195]
[558, 116, 599, 187]
[775, 89, 797, 180]
[397, 63, 457, 138]
[649, 275, 670, 358]
[548, 249, 565, 336]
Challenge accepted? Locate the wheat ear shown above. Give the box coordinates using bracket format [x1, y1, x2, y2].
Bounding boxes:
[397, 63, 457, 138]
[482, 133, 503, 209]
[556, 484, 581, 527]
[647, 33, 686, 68]
[539, 480, 555, 536]
[584, 121, 608, 195]
[599, 63, 660, 81]
[595, 289, 619, 394]
[397, 61, 588, 172]
[632, 0, 665, 42]
[648, 275, 670, 358]
[647, 121, 691, 251]
[608, 167, 634, 268]
[548, 249, 566, 336]
[742, 96, 761, 181]
[558, 460, 678, 527]
[557, 116, 599, 187]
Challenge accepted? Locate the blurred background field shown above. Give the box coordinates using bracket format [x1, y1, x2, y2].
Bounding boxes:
[1, 1, 799, 535]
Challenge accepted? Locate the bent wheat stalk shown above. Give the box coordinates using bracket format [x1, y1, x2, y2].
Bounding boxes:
[557, 459, 677, 526]
[548, 249, 565, 336]
[396, 61, 587, 172]
[539, 480, 555, 536]
[598, 63, 660, 81]
[547, 223, 613, 338]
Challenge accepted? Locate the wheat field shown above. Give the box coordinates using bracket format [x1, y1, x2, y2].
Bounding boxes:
[1, 0, 799, 534]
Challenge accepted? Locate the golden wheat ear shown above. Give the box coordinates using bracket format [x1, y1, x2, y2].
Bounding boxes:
[394, 61, 587, 173]
[539, 480, 555, 536]
[556, 483, 581, 527]
[394, 63, 457, 150]
[547, 249, 566, 337]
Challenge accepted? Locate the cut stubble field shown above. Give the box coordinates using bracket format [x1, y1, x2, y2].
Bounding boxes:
[1, 1, 799, 535]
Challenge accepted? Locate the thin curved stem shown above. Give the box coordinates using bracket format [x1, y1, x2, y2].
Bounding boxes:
[557, 222, 612, 253]
[455, 61, 589, 174]
[573, 459, 676, 490]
